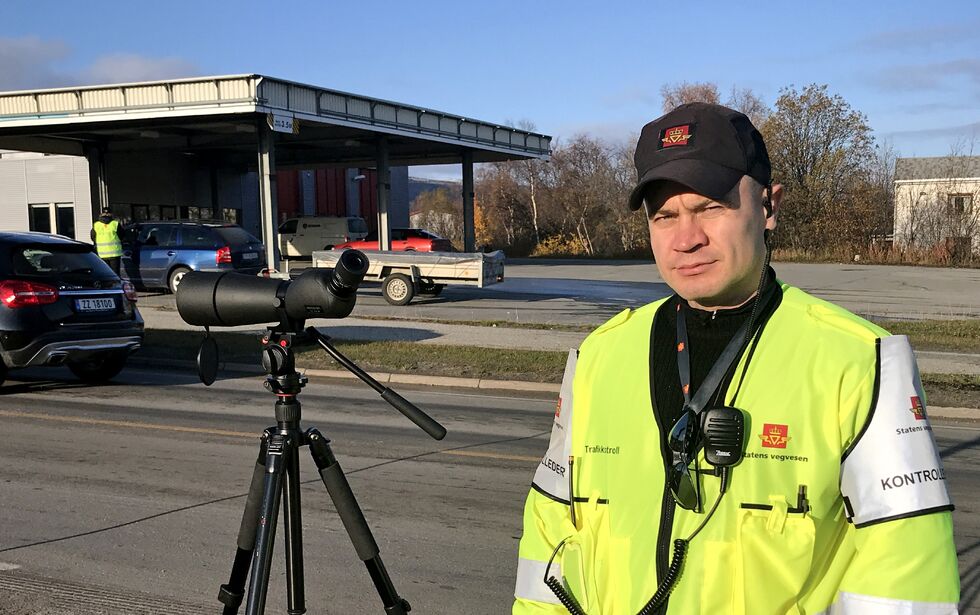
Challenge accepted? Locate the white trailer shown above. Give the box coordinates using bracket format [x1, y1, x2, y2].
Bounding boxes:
[311, 249, 505, 305]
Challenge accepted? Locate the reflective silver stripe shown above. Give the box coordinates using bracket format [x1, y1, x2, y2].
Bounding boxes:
[531, 349, 576, 500]
[514, 558, 561, 605]
[840, 335, 952, 526]
[60, 290, 124, 296]
[830, 591, 958, 614]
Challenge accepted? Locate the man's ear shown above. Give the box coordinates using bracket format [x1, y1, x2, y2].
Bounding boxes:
[764, 184, 782, 230]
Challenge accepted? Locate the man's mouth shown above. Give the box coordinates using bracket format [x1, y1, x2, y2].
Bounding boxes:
[675, 261, 715, 276]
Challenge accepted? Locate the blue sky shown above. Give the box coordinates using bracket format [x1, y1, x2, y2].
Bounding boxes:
[2, 0, 978, 180]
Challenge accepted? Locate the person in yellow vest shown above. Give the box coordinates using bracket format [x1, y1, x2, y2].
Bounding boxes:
[91, 210, 123, 274]
[514, 103, 959, 614]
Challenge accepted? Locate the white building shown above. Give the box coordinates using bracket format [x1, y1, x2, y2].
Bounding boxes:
[0, 150, 93, 240]
[894, 156, 980, 257]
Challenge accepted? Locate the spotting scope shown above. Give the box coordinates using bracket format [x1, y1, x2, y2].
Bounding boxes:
[175, 249, 369, 328]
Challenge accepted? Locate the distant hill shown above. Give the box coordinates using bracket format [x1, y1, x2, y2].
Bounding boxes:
[408, 177, 462, 210]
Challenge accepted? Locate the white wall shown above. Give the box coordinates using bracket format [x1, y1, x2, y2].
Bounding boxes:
[0, 154, 92, 241]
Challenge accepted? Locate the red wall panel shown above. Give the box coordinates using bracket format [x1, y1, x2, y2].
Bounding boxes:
[276, 170, 300, 223]
[314, 169, 347, 217]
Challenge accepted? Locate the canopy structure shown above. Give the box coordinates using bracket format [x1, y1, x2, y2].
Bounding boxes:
[0, 74, 552, 267]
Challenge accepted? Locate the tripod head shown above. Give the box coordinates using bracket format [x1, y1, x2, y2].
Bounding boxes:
[260, 328, 308, 398]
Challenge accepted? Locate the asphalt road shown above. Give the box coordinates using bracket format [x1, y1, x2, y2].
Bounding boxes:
[1, 366, 978, 614]
[347, 259, 980, 325]
[144, 259, 980, 327]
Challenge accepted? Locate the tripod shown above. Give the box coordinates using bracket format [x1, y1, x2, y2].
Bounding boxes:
[216, 326, 446, 615]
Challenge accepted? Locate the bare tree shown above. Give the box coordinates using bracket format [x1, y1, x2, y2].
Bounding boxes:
[411, 188, 463, 247]
[610, 139, 649, 254]
[725, 86, 770, 128]
[660, 81, 721, 113]
[516, 120, 548, 244]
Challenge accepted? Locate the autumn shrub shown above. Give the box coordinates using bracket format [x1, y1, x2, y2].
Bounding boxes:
[530, 234, 588, 257]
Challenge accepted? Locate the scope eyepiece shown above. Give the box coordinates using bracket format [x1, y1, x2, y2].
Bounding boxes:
[327, 249, 369, 298]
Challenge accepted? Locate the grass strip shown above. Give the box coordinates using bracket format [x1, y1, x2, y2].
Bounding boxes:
[142, 330, 568, 383]
[351, 314, 595, 333]
[872, 319, 980, 353]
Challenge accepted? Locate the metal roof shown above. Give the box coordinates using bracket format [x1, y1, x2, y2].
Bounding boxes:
[895, 156, 980, 181]
[0, 74, 551, 166]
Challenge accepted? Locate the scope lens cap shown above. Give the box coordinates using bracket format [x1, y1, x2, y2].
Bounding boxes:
[197, 335, 219, 386]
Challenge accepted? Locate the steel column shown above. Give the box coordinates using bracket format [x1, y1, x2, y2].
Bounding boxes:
[462, 150, 475, 252]
[85, 143, 110, 218]
[257, 122, 280, 271]
[376, 138, 391, 251]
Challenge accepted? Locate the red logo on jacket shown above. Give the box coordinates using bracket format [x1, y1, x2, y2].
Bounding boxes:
[759, 424, 790, 448]
[910, 396, 927, 421]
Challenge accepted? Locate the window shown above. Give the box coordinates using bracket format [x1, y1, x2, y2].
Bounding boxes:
[947, 194, 972, 215]
[137, 225, 177, 247]
[131, 205, 150, 222]
[222, 208, 240, 224]
[214, 226, 260, 245]
[13, 247, 109, 276]
[28, 202, 75, 237]
[279, 219, 298, 234]
[348, 218, 368, 234]
[183, 207, 215, 221]
[179, 226, 219, 249]
[29, 204, 52, 233]
[56, 204, 75, 238]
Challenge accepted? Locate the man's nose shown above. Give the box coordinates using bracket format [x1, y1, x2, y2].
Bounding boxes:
[674, 215, 708, 252]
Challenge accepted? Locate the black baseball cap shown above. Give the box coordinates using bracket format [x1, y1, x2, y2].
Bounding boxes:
[627, 102, 771, 211]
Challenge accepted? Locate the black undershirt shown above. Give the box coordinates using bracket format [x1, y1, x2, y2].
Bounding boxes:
[650, 268, 779, 430]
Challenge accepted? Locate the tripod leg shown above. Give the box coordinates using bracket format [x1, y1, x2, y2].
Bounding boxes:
[283, 435, 306, 615]
[219, 431, 271, 615]
[306, 428, 412, 615]
[244, 432, 289, 615]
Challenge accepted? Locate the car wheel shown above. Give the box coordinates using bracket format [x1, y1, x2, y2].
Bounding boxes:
[0, 362, 6, 387]
[382, 273, 415, 306]
[168, 266, 191, 294]
[418, 282, 444, 297]
[68, 352, 128, 383]
[404, 248, 417, 252]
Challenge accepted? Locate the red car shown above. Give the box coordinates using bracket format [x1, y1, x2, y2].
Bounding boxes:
[333, 228, 454, 252]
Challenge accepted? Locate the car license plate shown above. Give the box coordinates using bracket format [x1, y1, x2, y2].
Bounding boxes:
[242, 252, 258, 261]
[76, 298, 116, 312]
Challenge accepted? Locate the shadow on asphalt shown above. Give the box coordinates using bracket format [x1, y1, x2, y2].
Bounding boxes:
[0, 364, 257, 393]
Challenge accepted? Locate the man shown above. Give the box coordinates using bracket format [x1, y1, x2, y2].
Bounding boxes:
[91, 210, 123, 274]
[513, 103, 959, 614]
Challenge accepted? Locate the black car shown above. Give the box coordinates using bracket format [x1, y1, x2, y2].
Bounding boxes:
[0, 231, 144, 385]
[122, 221, 266, 293]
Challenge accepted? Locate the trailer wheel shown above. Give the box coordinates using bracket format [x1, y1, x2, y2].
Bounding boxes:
[382, 273, 415, 306]
[418, 282, 445, 297]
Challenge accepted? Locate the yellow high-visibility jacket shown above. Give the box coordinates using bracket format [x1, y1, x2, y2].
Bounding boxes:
[514, 282, 959, 614]
[93, 219, 122, 258]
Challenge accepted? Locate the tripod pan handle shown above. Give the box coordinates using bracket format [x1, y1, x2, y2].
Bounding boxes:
[381, 388, 447, 440]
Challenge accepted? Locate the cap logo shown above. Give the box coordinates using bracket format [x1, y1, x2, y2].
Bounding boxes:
[659, 124, 694, 149]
